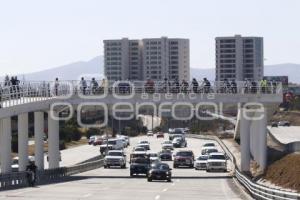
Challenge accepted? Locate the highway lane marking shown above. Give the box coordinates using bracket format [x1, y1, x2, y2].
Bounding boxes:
[155, 195, 160, 200]
[171, 182, 175, 186]
[162, 188, 168, 192]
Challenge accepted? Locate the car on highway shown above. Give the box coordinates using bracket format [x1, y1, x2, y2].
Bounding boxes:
[88, 135, 97, 145]
[137, 143, 150, 151]
[194, 155, 208, 170]
[169, 128, 185, 141]
[117, 135, 130, 146]
[138, 140, 150, 145]
[104, 150, 126, 168]
[147, 162, 172, 182]
[147, 131, 154, 136]
[93, 137, 103, 146]
[201, 146, 218, 155]
[162, 140, 174, 150]
[172, 137, 187, 148]
[278, 121, 290, 127]
[133, 146, 147, 152]
[156, 132, 164, 138]
[206, 152, 227, 172]
[130, 157, 151, 177]
[147, 152, 160, 163]
[271, 122, 278, 127]
[173, 150, 194, 168]
[100, 139, 124, 154]
[159, 150, 173, 161]
[203, 142, 216, 148]
[130, 152, 149, 163]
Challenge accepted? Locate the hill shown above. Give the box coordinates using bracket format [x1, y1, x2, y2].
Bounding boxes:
[2, 56, 299, 83]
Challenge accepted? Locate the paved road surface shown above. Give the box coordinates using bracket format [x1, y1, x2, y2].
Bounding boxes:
[0, 135, 250, 200]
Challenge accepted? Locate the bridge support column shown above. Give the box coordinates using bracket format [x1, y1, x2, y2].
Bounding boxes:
[257, 110, 267, 171]
[34, 112, 44, 170]
[0, 118, 12, 173]
[240, 109, 251, 172]
[18, 113, 29, 171]
[48, 112, 60, 169]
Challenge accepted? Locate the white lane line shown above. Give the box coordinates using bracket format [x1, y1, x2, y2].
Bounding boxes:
[155, 195, 160, 200]
[171, 182, 175, 186]
[162, 188, 168, 192]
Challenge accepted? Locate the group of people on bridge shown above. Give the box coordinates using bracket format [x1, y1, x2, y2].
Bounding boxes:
[0, 76, 279, 106]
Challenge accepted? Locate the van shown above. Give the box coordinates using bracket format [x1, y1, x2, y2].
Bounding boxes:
[100, 138, 124, 151]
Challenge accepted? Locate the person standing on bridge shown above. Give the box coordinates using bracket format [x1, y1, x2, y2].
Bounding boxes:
[26, 160, 37, 187]
[192, 78, 199, 93]
[203, 78, 211, 93]
[80, 77, 87, 95]
[54, 78, 59, 96]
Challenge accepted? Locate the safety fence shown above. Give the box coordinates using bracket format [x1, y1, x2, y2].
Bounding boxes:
[0, 157, 104, 191]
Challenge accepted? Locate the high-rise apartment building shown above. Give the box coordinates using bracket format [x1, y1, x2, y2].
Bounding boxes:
[104, 37, 189, 81]
[215, 35, 264, 81]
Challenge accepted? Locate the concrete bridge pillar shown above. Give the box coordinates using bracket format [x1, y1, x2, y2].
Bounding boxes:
[34, 112, 44, 170]
[257, 110, 267, 171]
[240, 108, 251, 172]
[48, 111, 60, 169]
[0, 118, 12, 173]
[18, 113, 29, 171]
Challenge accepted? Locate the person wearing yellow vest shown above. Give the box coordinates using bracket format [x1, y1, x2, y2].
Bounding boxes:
[260, 78, 267, 93]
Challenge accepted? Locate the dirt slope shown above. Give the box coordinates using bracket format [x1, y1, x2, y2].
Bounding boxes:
[264, 153, 300, 192]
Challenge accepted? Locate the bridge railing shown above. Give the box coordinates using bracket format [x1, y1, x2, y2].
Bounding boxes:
[0, 80, 282, 108]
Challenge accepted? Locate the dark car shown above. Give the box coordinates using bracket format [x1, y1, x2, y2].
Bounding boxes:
[172, 137, 187, 148]
[271, 122, 278, 127]
[173, 150, 194, 168]
[156, 132, 164, 138]
[147, 162, 172, 182]
[130, 157, 151, 177]
[169, 128, 185, 141]
[159, 151, 173, 161]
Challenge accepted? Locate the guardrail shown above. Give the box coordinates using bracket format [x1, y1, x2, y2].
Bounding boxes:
[0, 158, 104, 191]
[187, 134, 300, 200]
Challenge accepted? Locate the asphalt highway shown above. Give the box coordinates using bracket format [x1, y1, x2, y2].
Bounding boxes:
[0, 135, 251, 200]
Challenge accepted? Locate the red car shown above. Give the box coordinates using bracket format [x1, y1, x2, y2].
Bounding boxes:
[93, 137, 103, 146]
[156, 132, 164, 138]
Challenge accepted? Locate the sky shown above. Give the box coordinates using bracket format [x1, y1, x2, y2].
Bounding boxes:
[0, 0, 300, 76]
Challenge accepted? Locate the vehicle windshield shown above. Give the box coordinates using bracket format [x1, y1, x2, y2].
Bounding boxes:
[209, 154, 226, 160]
[176, 151, 193, 157]
[108, 141, 117, 145]
[151, 163, 169, 170]
[135, 147, 145, 151]
[207, 149, 218, 153]
[12, 159, 18, 165]
[197, 156, 208, 161]
[149, 153, 158, 157]
[132, 158, 150, 164]
[204, 143, 215, 147]
[174, 128, 184, 134]
[163, 141, 172, 144]
[107, 152, 123, 156]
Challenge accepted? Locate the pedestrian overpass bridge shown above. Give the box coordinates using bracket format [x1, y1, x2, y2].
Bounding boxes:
[0, 80, 282, 175]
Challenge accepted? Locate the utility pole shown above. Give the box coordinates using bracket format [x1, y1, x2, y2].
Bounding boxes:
[151, 113, 154, 131]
